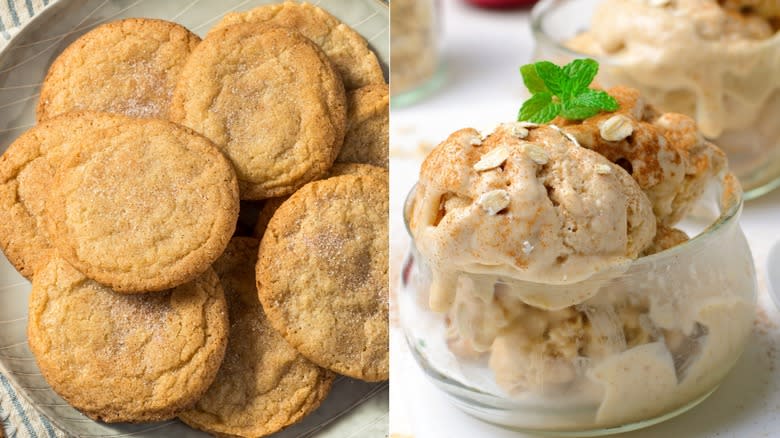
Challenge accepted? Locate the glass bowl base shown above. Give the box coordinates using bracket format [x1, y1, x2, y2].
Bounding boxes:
[390, 65, 447, 109]
[444, 386, 718, 437]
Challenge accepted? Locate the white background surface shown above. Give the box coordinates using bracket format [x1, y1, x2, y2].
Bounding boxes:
[388, 2, 780, 437]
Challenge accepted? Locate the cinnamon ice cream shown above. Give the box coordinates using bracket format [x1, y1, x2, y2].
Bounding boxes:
[403, 87, 755, 429]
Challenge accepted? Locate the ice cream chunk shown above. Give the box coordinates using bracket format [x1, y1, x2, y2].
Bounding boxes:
[489, 305, 586, 394]
[409, 123, 656, 313]
[641, 226, 689, 256]
[557, 86, 726, 226]
[487, 289, 674, 396]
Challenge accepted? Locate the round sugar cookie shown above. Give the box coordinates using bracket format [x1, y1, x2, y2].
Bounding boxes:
[211, 1, 385, 90]
[28, 258, 228, 423]
[0, 113, 127, 279]
[170, 24, 347, 200]
[180, 237, 334, 437]
[336, 84, 389, 168]
[251, 163, 387, 239]
[43, 113, 239, 293]
[257, 174, 389, 381]
[37, 18, 200, 120]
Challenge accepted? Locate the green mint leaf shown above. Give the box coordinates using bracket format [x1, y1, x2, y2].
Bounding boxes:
[560, 102, 601, 120]
[562, 58, 599, 95]
[517, 58, 619, 123]
[534, 61, 568, 97]
[574, 88, 619, 111]
[518, 92, 562, 124]
[520, 64, 548, 94]
[560, 89, 619, 120]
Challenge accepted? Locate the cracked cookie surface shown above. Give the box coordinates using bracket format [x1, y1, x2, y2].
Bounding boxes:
[211, 1, 385, 90]
[37, 18, 200, 121]
[180, 237, 334, 437]
[170, 24, 346, 200]
[44, 113, 239, 293]
[27, 258, 228, 423]
[257, 174, 389, 381]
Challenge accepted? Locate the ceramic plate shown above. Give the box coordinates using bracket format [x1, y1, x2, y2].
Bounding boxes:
[0, 0, 388, 436]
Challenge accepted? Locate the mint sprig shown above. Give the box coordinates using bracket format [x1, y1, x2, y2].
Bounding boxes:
[517, 59, 618, 124]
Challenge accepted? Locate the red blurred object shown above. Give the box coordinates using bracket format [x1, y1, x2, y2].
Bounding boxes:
[466, 0, 538, 8]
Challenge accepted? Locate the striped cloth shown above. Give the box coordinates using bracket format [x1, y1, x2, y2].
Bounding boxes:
[0, 0, 52, 43]
[0, 374, 66, 437]
[0, 1, 63, 435]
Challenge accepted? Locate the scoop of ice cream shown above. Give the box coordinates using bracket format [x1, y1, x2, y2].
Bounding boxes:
[410, 123, 656, 312]
[557, 86, 726, 226]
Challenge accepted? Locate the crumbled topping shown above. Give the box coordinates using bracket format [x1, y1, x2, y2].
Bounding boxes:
[562, 130, 581, 147]
[599, 114, 634, 141]
[522, 240, 534, 254]
[477, 189, 511, 215]
[474, 145, 510, 172]
[501, 122, 530, 139]
[550, 124, 582, 147]
[524, 144, 549, 165]
[647, 0, 671, 7]
[595, 164, 613, 174]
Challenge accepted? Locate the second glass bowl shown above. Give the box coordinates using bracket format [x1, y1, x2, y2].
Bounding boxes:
[389, 0, 446, 107]
[399, 174, 756, 436]
[529, 0, 780, 199]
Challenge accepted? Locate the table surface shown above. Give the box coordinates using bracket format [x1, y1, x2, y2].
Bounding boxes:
[388, 2, 780, 437]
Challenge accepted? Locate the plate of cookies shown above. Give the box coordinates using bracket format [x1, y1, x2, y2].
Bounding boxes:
[0, 1, 388, 437]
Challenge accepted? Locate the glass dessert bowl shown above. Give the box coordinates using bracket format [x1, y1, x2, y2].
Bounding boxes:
[530, 0, 780, 199]
[390, 0, 446, 107]
[399, 118, 757, 435]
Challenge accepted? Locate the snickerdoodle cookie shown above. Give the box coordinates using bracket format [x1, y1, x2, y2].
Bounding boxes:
[27, 258, 228, 423]
[37, 18, 200, 121]
[251, 197, 287, 241]
[43, 113, 239, 293]
[257, 174, 389, 381]
[336, 84, 389, 168]
[211, 1, 385, 90]
[0, 113, 126, 278]
[170, 24, 346, 200]
[251, 163, 387, 239]
[180, 237, 334, 437]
